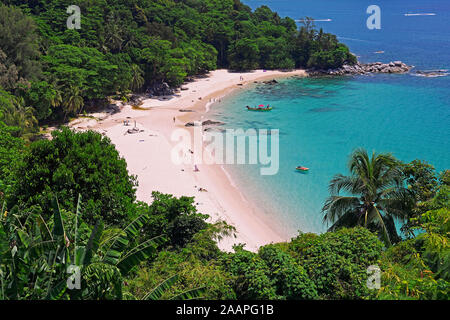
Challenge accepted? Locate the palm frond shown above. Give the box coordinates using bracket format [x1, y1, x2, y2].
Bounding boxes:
[322, 196, 360, 225]
[327, 209, 361, 231]
[171, 287, 205, 300]
[83, 220, 104, 266]
[142, 274, 179, 300]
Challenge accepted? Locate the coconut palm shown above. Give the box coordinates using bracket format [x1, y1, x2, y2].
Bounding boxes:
[130, 64, 145, 92]
[322, 148, 413, 246]
[62, 85, 84, 119]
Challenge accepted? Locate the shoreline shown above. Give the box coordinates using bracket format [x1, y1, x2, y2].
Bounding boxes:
[68, 69, 307, 252]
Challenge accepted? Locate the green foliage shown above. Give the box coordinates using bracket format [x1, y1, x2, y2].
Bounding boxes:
[228, 38, 260, 71]
[322, 148, 414, 246]
[377, 185, 449, 300]
[0, 5, 41, 90]
[0, 88, 38, 137]
[18, 81, 62, 121]
[0, 195, 162, 300]
[401, 160, 439, 202]
[0, 1, 355, 128]
[168, 214, 208, 248]
[10, 128, 137, 226]
[223, 246, 278, 299]
[293, 228, 383, 299]
[128, 250, 234, 300]
[0, 121, 23, 193]
[259, 245, 318, 299]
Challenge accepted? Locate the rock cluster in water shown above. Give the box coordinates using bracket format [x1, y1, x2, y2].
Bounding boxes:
[309, 61, 412, 76]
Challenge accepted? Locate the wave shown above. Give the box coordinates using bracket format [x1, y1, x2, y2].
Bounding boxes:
[411, 70, 448, 78]
[337, 37, 372, 43]
[296, 18, 332, 22]
[404, 13, 436, 16]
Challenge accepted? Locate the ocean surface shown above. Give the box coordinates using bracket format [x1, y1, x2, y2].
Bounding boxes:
[206, 0, 450, 236]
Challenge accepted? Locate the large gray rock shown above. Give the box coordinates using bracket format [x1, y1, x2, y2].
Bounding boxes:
[146, 81, 174, 96]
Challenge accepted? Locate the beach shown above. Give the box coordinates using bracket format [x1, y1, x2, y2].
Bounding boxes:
[69, 69, 306, 252]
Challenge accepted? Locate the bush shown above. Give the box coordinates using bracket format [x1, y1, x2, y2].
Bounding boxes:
[259, 245, 318, 299]
[10, 127, 137, 226]
[295, 227, 383, 299]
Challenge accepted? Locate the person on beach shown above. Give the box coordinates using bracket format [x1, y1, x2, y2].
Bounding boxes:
[173, 117, 175, 123]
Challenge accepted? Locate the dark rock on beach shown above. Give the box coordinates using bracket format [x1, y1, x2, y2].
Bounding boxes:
[263, 79, 278, 84]
[309, 61, 412, 76]
[146, 81, 174, 96]
[202, 120, 224, 126]
[185, 120, 225, 127]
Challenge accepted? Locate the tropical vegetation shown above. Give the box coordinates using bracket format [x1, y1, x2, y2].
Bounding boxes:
[0, 0, 448, 301]
[0, 0, 355, 133]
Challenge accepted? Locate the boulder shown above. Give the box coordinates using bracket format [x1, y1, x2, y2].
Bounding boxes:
[146, 81, 174, 96]
[202, 120, 225, 126]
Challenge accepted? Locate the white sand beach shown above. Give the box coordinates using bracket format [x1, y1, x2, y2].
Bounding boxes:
[69, 69, 307, 252]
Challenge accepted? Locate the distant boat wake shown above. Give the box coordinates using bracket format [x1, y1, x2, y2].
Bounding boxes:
[411, 69, 448, 78]
[404, 13, 436, 16]
[296, 18, 332, 22]
[338, 37, 372, 43]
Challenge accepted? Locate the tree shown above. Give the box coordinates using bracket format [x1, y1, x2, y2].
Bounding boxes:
[10, 128, 137, 226]
[295, 228, 383, 299]
[0, 88, 38, 137]
[378, 186, 450, 299]
[223, 246, 278, 299]
[228, 38, 260, 71]
[18, 81, 62, 121]
[259, 245, 317, 299]
[0, 5, 41, 89]
[322, 148, 413, 246]
[401, 160, 439, 203]
[61, 85, 84, 119]
[0, 121, 23, 194]
[130, 64, 145, 92]
[42, 45, 124, 117]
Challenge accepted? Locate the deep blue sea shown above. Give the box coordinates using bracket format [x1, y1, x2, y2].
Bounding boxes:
[207, 0, 450, 236]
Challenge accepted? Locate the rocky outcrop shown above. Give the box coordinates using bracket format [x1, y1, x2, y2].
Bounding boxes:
[309, 61, 412, 76]
[146, 81, 174, 96]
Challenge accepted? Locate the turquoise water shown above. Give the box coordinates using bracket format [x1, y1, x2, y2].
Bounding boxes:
[208, 75, 449, 235]
[206, 0, 450, 235]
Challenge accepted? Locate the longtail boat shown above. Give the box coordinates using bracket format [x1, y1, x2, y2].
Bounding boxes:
[296, 166, 309, 172]
[246, 105, 273, 111]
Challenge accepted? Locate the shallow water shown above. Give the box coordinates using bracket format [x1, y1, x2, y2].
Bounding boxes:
[206, 0, 450, 235]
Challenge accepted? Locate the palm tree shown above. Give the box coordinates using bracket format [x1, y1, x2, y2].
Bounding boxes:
[130, 64, 145, 92]
[62, 85, 84, 119]
[322, 148, 413, 246]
